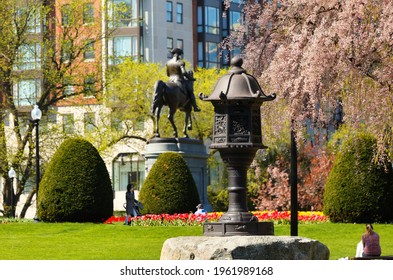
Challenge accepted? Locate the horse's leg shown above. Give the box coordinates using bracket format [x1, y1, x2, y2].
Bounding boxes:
[151, 81, 161, 115]
[183, 110, 191, 138]
[187, 108, 192, 131]
[152, 81, 165, 138]
[154, 106, 162, 137]
[168, 108, 178, 138]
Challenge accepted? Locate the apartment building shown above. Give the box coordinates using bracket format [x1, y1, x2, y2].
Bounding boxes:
[102, 0, 244, 67]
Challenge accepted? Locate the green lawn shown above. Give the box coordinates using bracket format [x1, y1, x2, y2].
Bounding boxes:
[1, 221, 392, 260]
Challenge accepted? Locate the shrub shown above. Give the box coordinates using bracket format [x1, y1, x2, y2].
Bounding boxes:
[139, 152, 200, 214]
[207, 186, 228, 212]
[37, 138, 113, 222]
[323, 132, 393, 223]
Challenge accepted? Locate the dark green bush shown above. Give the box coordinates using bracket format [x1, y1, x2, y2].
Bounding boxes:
[139, 152, 200, 214]
[323, 132, 393, 223]
[37, 138, 113, 222]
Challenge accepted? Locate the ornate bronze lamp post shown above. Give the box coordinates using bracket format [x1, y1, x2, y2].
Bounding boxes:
[200, 57, 275, 236]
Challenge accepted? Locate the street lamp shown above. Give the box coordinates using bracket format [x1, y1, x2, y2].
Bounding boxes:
[8, 167, 16, 218]
[31, 104, 42, 220]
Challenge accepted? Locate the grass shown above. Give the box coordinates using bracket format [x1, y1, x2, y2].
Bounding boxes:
[0, 221, 392, 260]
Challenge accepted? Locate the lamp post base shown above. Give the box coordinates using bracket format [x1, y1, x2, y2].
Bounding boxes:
[203, 221, 274, 236]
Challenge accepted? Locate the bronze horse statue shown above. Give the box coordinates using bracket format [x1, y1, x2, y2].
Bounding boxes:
[151, 73, 194, 138]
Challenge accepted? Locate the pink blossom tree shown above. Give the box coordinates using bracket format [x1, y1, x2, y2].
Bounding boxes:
[225, 0, 393, 210]
[227, 0, 392, 153]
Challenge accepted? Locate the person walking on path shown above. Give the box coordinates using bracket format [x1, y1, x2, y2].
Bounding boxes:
[362, 224, 381, 257]
[124, 184, 138, 225]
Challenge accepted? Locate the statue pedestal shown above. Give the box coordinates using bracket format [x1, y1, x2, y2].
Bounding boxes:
[144, 138, 211, 211]
[160, 236, 330, 260]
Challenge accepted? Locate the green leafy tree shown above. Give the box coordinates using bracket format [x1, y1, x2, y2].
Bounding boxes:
[193, 67, 228, 140]
[0, 0, 107, 218]
[139, 152, 200, 214]
[93, 59, 167, 151]
[37, 138, 113, 222]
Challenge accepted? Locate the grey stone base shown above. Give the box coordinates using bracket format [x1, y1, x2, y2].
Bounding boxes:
[204, 221, 274, 236]
[160, 236, 330, 260]
[144, 137, 211, 211]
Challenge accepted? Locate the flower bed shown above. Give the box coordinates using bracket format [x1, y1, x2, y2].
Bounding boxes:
[104, 211, 328, 226]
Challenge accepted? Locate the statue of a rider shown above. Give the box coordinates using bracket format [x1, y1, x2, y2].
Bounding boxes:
[166, 48, 201, 112]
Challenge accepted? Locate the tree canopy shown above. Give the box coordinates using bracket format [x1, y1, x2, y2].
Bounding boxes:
[227, 0, 393, 157]
[0, 0, 105, 217]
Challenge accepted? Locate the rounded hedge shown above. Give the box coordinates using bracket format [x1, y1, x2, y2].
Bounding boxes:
[323, 132, 393, 223]
[139, 152, 200, 214]
[37, 138, 113, 222]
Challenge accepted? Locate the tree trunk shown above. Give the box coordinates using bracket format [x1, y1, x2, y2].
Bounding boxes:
[1, 178, 14, 218]
[19, 189, 36, 219]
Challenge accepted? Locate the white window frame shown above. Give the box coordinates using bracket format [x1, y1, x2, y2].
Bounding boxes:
[13, 79, 41, 106]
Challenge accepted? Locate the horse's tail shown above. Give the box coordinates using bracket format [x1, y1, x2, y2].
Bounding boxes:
[151, 80, 165, 114]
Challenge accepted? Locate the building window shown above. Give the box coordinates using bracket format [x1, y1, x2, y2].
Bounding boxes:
[16, 8, 41, 33]
[83, 3, 94, 24]
[205, 6, 220, 34]
[222, 13, 228, 37]
[14, 79, 41, 106]
[84, 112, 96, 133]
[176, 3, 183, 24]
[14, 43, 41, 70]
[61, 40, 72, 62]
[167, 37, 173, 55]
[206, 42, 219, 69]
[62, 114, 74, 134]
[113, 153, 145, 191]
[63, 77, 74, 96]
[108, 36, 138, 65]
[40, 113, 57, 134]
[166, 1, 173, 22]
[230, 10, 242, 31]
[176, 39, 183, 50]
[108, 0, 138, 28]
[84, 40, 95, 60]
[28, 10, 41, 33]
[61, 4, 71, 26]
[84, 76, 96, 96]
[197, 6, 203, 32]
[197, 42, 204, 67]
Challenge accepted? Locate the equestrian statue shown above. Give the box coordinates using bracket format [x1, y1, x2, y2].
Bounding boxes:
[151, 48, 201, 138]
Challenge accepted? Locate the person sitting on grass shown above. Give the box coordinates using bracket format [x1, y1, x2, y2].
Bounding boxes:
[362, 224, 381, 257]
